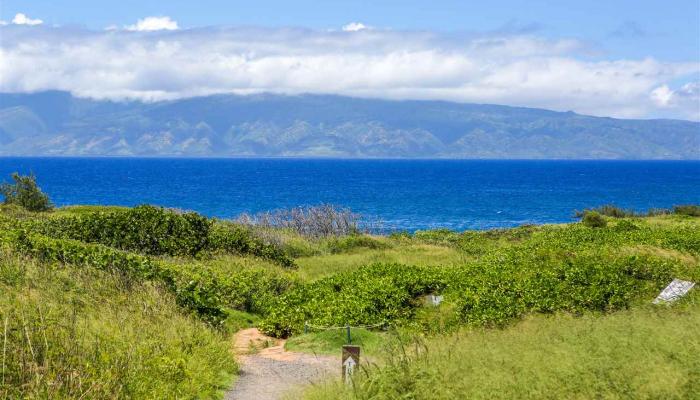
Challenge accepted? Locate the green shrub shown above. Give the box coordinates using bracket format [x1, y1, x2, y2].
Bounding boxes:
[613, 219, 640, 232]
[208, 223, 295, 267]
[30, 206, 295, 266]
[34, 205, 211, 257]
[2, 226, 299, 326]
[260, 221, 692, 337]
[0, 172, 53, 212]
[3, 230, 229, 324]
[388, 230, 412, 240]
[673, 204, 700, 217]
[259, 263, 448, 337]
[582, 211, 607, 228]
[574, 205, 638, 218]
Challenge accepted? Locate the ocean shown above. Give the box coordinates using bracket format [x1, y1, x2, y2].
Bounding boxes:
[1, 158, 698, 231]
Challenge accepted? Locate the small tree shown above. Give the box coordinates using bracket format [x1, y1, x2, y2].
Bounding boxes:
[0, 172, 53, 212]
[581, 211, 607, 228]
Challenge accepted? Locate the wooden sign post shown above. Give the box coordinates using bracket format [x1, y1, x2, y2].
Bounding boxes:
[342, 345, 360, 384]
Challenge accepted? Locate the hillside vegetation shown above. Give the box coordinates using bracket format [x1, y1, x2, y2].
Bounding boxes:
[2, 91, 699, 158]
[0, 191, 698, 398]
[0, 245, 236, 399]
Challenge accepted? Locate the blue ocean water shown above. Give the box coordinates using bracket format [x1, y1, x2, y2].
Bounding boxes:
[0, 158, 698, 231]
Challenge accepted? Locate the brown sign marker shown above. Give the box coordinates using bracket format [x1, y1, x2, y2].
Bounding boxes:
[342, 345, 360, 384]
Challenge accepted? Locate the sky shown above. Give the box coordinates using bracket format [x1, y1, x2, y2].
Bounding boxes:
[0, 0, 699, 120]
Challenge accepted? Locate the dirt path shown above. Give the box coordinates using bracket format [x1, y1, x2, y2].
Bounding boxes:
[225, 328, 338, 400]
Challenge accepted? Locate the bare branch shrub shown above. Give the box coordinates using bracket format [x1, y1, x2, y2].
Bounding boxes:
[236, 204, 370, 238]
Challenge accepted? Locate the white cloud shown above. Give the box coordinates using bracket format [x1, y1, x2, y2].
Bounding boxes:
[651, 82, 700, 119]
[0, 25, 698, 120]
[125, 16, 178, 31]
[342, 22, 368, 32]
[11, 13, 43, 26]
[651, 85, 674, 106]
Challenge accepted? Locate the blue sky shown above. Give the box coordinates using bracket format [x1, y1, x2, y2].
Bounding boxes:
[1, 0, 699, 119]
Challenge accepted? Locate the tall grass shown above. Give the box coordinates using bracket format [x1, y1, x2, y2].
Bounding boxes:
[302, 301, 700, 400]
[0, 250, 236, 399]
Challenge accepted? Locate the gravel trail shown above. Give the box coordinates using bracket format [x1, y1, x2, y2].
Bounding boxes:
[225, 328, 338, 400]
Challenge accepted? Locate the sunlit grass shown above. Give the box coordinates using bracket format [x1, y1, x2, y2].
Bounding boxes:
[285, 327, 387, 356]
[0, 249, 237, 399]
[295, 243, 467, 281]
[302, 299, 700, 399]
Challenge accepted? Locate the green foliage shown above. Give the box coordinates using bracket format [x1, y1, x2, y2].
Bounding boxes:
[0, 172, 53, 212]
[0, 251, 236, 399]
[208, 222, 295, 267]
[34, 205, 212, 257]
[5, 230, 229, 324]
[613, 219, 640, 232]
[259, 264, 448, 337]
[581, 210, 607, 228]
[575, 204, 639, 218]
[674, 204, 700, 217]
[388, 230, 411, 240]
[2, 226, 297, 326]
[27, 206, 294, 266]
[261, 218, 699, 337]
[572, 204, 700, 219]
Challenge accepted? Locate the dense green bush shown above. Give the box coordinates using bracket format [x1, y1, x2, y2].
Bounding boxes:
[582, 211, 607, 228]
[0, 172, 53, 212]
[259, 264, 448, 337]
[208, 223, 295, 267]
[260, 218, 698, 337]
[30, 206, 294, 266]
[674, 204, 700, 217]
[575, 205, 638, 218]
[34, 205, 211, 257]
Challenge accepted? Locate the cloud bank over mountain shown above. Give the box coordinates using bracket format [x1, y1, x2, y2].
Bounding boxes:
[1, 16, 698, 120]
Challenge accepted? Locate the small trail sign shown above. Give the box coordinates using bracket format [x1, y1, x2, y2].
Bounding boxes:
[342, 345, 360, 384]
[425, 294, 444, 306]
[653, 279, 695, 304]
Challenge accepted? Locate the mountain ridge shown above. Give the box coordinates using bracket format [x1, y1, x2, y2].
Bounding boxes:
[1, 91, 698, 159]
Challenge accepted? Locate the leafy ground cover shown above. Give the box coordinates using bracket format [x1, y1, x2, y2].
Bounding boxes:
[260, 216, 700, 337]
[0, 201, 698, 399]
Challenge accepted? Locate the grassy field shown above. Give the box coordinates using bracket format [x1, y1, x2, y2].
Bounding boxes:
[301, 300, 700, 399]
[0, 202, 698, 399]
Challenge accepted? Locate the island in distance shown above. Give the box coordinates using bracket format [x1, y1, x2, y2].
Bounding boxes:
[1, 90, 698, 159]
